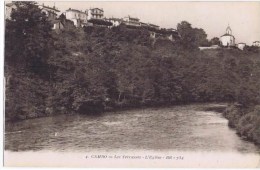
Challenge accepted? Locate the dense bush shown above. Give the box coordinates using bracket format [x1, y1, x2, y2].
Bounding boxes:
[88, 19, 113, 26]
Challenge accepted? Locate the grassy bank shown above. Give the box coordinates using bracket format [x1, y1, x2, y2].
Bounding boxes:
[224, 104, 260, 146]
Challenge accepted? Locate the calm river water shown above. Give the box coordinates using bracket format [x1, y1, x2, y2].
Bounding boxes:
[5, 103, 260, 154]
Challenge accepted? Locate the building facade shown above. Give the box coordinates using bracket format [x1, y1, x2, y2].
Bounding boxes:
[63, 8, 88, 27]
[38, 4, 60, 21]
[140, 22, 149, 27]
[104, 17, 122, 27]
[148, 23, 160, 30]
[87, 8, 104, 20]
[220, 25, 235, 47]
[5, 2, 17, 20]
[122, 16, 140, 27]
[253, 41, 260, 47]
[237, 43, 246, 50]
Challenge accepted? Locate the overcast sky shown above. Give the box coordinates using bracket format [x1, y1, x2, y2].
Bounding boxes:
[37, 1, 260, 45]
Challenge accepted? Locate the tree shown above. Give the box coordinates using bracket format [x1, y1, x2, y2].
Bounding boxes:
[5, 1, 53, 72]
[210, 37, 220, 46]
[5, 1, 54, 120]
[193, 28, 209, 47]
[177, 21, 209, 49]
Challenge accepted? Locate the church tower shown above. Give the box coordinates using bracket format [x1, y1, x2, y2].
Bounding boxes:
[220, 24, 235, 47]
[226, 25, 232, 35]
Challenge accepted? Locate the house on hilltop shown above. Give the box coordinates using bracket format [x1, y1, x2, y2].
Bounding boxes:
[220, 25, 235, 47]
[104, 17, 122, 27]
[5, 2, 17, 20]
[63, 8, 88, 27]
[149, 23, 160, 30]
[253, 41, 260, 47]
[140, 22, 149, 27]
[87, 8, 104, 20]
[122, 16, 141, 27]
[237, 43, 246, 50]
[59, 13, 76, 29]
[38, 4, 60, 21]
[5, 2, 63, 30]
[39, 4, 64, 30]
[149, 27, 179, 42]
[51, 19, 64, 32]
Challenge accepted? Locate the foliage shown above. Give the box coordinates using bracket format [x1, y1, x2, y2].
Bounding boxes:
[224, 105, 260, 145]
[177, 21, 209, 49]
[5, 1, 53, 70]
[5, 1, 54, 120]
[88, 18, 113, 26]
[4, 5, 260, 122]
[210, 37, 220, 46]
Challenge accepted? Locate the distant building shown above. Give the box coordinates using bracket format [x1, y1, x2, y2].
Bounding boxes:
[167, 34, 175, 41]
[150, 31, 156, 39]
[148, 23, 160, 30]
[104, 17, 122, 27]
[87, 8, 104, 20]
[6, 2, 62, 31]
[140, 22, 160, 30]
[220, 25, 235, 47]
[63, 8, 88, 27]
[122, 16, 140, 27]
[39, 4, 60, 21]
[166, 28, 177, 32]
[140, 22, 149, 27]
[51, 20, 64, 30]
[253, 41, 260, 47]
[5, 2, 17, 20]
[237, 43, 246, 50]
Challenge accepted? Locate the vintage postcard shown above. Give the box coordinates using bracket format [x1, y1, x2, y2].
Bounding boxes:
[3, 0, 260, 168]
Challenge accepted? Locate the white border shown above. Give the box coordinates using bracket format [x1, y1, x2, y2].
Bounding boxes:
[1, 1, 260, 170]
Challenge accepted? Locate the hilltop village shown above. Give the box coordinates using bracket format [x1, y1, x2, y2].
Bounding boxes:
[5, 2, 260, 50]
[5, 2, 179, 42]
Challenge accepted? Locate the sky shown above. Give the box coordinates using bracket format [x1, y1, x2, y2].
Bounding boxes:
[37, 1, 260, 45]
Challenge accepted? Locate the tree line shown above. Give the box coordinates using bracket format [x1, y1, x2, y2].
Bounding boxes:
[5, 2, 260, 120]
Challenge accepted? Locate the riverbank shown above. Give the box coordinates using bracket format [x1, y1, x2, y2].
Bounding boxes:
[5, 102, 228, 122]
[224, 104, 260, 146]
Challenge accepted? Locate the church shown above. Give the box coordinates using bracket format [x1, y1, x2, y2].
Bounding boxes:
[220, 25, 235, 47]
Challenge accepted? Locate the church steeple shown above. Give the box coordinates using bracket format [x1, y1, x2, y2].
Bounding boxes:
[226, 24, 232, 35]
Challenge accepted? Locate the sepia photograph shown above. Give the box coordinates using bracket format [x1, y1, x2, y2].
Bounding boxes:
[2, 0, 260, 168]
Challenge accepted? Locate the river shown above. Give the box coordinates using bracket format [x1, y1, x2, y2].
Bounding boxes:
[4, 103, 260, 167]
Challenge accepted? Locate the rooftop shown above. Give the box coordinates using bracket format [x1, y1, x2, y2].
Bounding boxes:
[66, 8, 86, 14]
[5, 2, 15, 7]
[221, 33, 235, 38]
[39, 4, 60, 12]
[125, 15, 140, 21]
[149, 23, 159, 27]
[90, 8, 104, 12]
